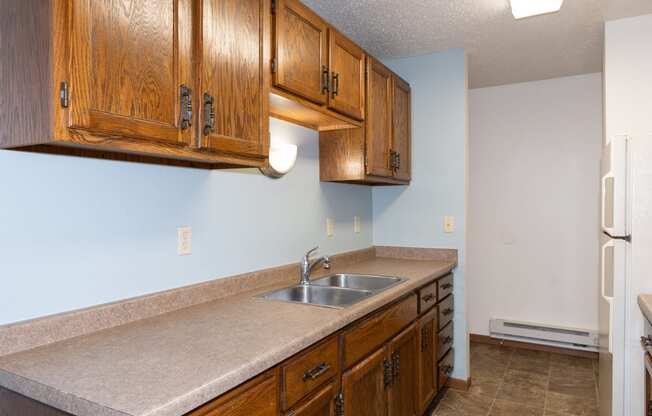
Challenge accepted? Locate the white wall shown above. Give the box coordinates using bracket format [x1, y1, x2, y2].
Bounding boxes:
[0, 118, 373, 325]
[467, 73, 603, 336]
[374, 49, 469, 380]
[604, 14, 652, 415]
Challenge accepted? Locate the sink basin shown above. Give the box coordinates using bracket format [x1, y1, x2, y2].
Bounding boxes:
[257, 285, 373, 309]
[312, 274, 405, 292]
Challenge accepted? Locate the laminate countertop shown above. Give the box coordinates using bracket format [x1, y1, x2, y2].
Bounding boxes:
[639, 294, 652, 325]
[0, 256, 455, 416]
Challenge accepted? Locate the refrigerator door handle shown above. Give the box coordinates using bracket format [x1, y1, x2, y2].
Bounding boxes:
[601, 239, 615, 354]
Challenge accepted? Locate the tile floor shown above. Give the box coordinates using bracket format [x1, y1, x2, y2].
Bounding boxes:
[432, 343, 599, 416]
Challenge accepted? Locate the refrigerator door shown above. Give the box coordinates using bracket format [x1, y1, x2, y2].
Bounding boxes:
[599, 233, 627, 416]
[601, 135, 630, 238]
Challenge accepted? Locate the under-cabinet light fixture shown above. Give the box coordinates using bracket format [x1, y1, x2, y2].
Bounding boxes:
[510, 0, 564, 19]
[260, 141, 298, 178]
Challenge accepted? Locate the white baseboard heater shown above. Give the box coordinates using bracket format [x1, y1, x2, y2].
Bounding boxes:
[489, 319, 599, 352]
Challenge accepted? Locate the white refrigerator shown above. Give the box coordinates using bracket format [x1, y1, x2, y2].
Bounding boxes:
[599, 134, 629, 416]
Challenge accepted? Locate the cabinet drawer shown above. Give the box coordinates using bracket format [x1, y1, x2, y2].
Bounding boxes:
[438, 295, 454, 330]
[286, 381, 337, 416]
[438, 348, 454, 390]
[187, 369, 278, 416]
[437, 322, 454, 360]
[437, 274, 453, 301]
[281, 336, 339, 410]
[418, 282, 437, 313]
[342, 294, 418, 368]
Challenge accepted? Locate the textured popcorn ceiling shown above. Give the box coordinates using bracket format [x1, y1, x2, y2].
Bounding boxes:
[302, 0, 652, 88]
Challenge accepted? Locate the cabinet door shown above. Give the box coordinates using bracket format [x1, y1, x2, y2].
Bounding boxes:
[327, 30, 365, 121]
[342, 346, 388, 416]
[417, 309, 437, 414]
[188, 370, 278, 416]
[274, 0, 328, 105]
[391, 76, 411, 181]
[199, 0, 269, 158]
[68, 0, 193, 145]
[288, 382, 337, 416]
[365, 57, 393, 178]
[388, 324, 418, 416]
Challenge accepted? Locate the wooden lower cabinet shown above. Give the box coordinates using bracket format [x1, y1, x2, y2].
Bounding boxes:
[341, 346, 388, 416]
[417, 308, 438, 414]
[287, 382, 337, 416]
[187, 369, 278, 416]
[388, 324, 418, 416]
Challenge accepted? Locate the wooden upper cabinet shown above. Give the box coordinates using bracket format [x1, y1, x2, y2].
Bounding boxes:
[67, 0, 193, 145]
[365, 57, 394, 178]
[342, 346, 388, 416]
[327, 30, 365, 121]
[392, 76, 411, 181]
[273, 0, 328, 105]
[198, 0, 269, 158]
[388, 324, 418, 416]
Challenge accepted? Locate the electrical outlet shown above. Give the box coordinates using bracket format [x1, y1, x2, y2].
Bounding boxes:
[354, 216, 361, 233]
[443, 216, 455, 233]
[177, 226, 192, 255]
[326, 218, 334, 237]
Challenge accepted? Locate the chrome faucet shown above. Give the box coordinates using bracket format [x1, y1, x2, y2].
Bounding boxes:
[300, 246, 331, 285]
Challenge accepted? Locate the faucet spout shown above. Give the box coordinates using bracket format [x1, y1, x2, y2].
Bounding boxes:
[300, 247, 331, 285]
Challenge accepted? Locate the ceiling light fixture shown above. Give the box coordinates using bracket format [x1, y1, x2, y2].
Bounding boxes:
[510, 0, 564, 19]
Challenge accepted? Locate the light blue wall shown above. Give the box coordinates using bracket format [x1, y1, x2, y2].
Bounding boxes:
[373, 49, 469, 379]
[0, 118, 373, 325]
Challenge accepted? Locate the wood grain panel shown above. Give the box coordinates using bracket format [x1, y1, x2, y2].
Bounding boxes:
[327, 30, 365, 121]
[0, 0, 52, 148]
[68, 0, 192, 144]
[281, 336, 339, 410]
[186, 369, 278, 416]
[199, 0, 269, 158]
[365, 57, 393, 178]
[438, 296, 454, 331]
[418, 282, 437, 314]
[319, 128, 365, 182]
[437, 349, 454, 391]
[341, 346, 388, 416]
[388, 324, 418, 416]
[270, 89, 360, 132]
[342, 294, 418, 369]
[287, 382, 337, 416]
[437, 322, 453, 360]
[391, 76, 411, 181]
[417, 308, 438, 414]
[437, 274, 453, 301]
[0, 386, 71, 416]
[274, 0, 328, 104]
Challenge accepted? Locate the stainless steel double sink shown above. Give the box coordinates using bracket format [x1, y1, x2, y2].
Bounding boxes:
[257, 274, 405, 309]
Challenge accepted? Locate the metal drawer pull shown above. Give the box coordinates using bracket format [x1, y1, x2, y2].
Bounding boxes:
[642, 336, 652, 348]
[302, 362, 331, 381]
[442, 336, 453, 345]
[422, 294, 435, 303]
[440, 283, 453, 290]
[442, 308, 454, 316]
[442, 365, 453, 376]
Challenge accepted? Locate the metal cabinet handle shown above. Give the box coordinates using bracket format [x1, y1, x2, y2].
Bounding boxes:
[641, 336, 652, 348]
[392, 352, 400, 379]
[441, 283, 453, 290]
[302, 362, 331, 381]
[332, 72, 340, 98]
[442, 308, 454, 316]
[203, 92, 215, 136]
[322, 66, 330, 95]
[383, 358, 393, 388]
[179, 84, 192, 130]
[422, 294, 435, 303]
[442, 365, 453, 376]
[442, 336, 453, 345]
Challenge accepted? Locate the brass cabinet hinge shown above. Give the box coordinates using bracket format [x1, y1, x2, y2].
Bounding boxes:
[383, 358, 393, 388]
[59, 81, 69, 108]
[179, 84, 193, 130]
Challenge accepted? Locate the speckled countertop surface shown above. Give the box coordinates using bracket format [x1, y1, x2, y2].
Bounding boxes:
[639, 295, 652, 325]
[0, 257, 454, 416]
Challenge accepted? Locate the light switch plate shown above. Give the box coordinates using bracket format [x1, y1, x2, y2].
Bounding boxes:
[354, 216, 361, 233]
[326, 218, 334, 237]
[177, 226, 192, 255]
[443, 216, 455, 233]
